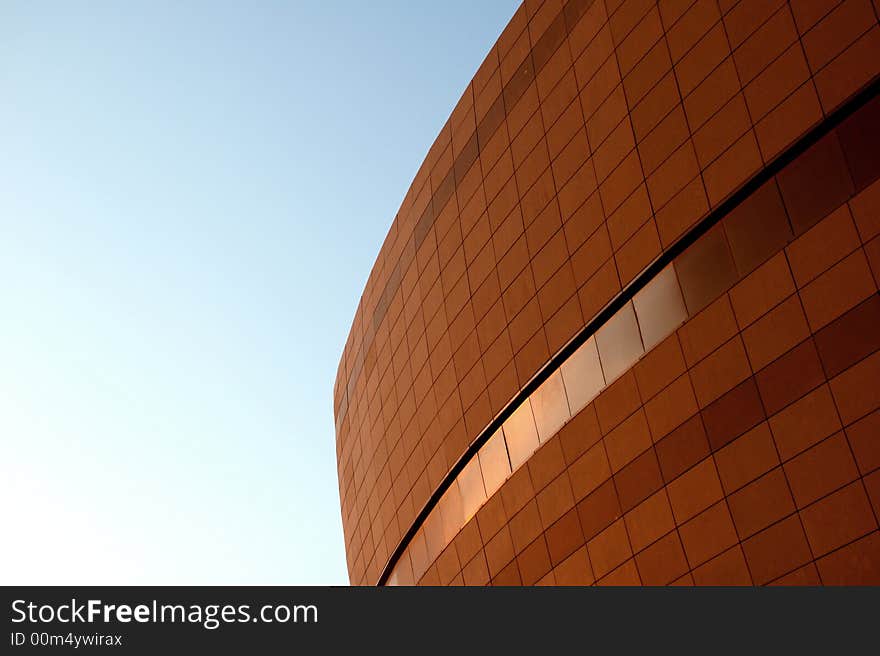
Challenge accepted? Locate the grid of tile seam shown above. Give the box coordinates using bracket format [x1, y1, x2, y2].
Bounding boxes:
[414, 217, 880, 586]
[336, 0, 880, 584]
[338, 0, 612, 584]
[422, 343, 880, 586]
[338, 0, 604, 426]
[338, 1, 880, 584]
[388, 107, 880, 584]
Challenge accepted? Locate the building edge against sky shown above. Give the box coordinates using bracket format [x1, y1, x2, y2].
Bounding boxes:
[334, 0, 880, 586]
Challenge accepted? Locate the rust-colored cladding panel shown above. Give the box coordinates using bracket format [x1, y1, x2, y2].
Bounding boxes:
[334, 0, 880, 585]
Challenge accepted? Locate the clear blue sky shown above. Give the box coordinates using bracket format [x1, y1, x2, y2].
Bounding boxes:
[0, 1, 519, 584]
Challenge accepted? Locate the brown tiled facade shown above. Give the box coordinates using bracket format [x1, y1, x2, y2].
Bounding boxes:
[334, 0, 880, 585]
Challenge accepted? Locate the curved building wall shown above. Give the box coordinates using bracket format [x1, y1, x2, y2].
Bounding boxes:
[334, 0, 880, 585]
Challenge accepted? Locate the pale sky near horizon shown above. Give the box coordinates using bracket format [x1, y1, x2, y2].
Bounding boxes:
[0, 1, 519, 585]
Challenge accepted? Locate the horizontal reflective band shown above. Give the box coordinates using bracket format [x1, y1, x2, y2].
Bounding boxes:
[378, 77, 880, 586]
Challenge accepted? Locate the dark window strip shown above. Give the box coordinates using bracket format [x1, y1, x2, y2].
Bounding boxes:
[376, 75, 880, 586]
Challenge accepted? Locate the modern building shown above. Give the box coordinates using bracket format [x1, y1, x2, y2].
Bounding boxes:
[334, 0, 880, 585]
